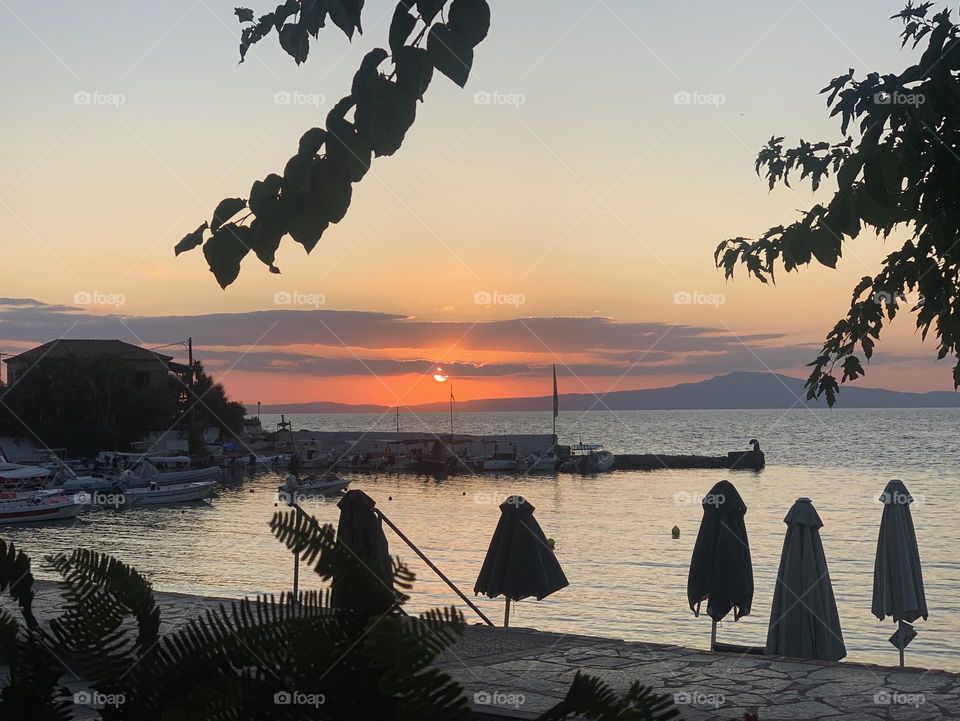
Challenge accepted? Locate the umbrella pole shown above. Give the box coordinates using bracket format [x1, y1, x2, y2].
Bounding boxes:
[292, 550, 300, 603]
[899, 620, 905, 668]
[710, 619, 717, 650]
[504, 598, 511, 628]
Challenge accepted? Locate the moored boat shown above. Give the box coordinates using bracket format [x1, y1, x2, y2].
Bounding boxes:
[0, 492, 84, 524]
[123, 481, 216, 506]
[482, 451, 519, 473]
[115, 459, 220, 488]
[522, 448, 559, 473]
[560, 443, 615, 474]
[278, 473, 350, 497]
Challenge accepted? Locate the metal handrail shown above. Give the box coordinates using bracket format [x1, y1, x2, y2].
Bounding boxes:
[284, 499, 493, 626]
[375, 509, 494, 626]
[286, 501, 407, 616]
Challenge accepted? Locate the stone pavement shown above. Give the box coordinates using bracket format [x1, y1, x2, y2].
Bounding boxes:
[439, 625, 960, 720]
[2, 583, 958, 720]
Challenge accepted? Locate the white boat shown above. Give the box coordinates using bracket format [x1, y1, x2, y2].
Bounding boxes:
[0, 492, 84, 524]
[45, 465, 121, 494]
[123, 481, 216, 506]
[0, 464, 52, 490]
[561, 443, 616, 473]
[278, 474, 350, 496]
[114, 459, 220, 488]
[522, 448, 559, 473]
[482, 452, 519, 473]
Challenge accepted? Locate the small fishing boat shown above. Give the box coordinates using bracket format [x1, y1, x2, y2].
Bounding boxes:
[0, 492, 84, 524]
[522, 448, 559, 473]
[0, 464, 52, 491]
[114, 459, 220, 488]
[483, 451, 519, 473]
[560, 443, 616, 474]
[123, 481, 216, 506]
[278, 474, 350, 496]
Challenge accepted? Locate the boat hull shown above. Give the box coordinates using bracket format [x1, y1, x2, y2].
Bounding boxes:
[0, 497, 84, 524]
[117, 466, 221, 488]
[123, 482, 216, 506]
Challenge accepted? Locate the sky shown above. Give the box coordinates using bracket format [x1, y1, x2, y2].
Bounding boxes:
[0, 0, 953, 405]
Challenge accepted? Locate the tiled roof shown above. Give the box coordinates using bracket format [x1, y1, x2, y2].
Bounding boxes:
[3, 339, 173, 365]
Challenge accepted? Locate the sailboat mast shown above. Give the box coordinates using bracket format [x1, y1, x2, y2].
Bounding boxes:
[552, 364, 558, 441]
[396, 405, 400, 433]
[449, 384, 454, 436]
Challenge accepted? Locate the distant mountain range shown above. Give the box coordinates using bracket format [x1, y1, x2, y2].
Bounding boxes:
[249, 371, 960, 414]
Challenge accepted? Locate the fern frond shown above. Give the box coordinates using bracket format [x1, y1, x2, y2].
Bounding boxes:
[538, 671, 680, 721]
[0, 540, 37, 629]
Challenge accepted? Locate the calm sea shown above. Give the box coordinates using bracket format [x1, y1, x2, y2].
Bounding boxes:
[4, 409, 959, 671]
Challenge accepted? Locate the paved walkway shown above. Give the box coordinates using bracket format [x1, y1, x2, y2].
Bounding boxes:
[3, 583, 957, 720]
[440, 626, 960, 720]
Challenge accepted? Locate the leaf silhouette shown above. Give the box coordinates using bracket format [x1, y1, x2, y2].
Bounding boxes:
[428, 24, 473, 87]
[448, 0, 490, 47]
[203, 223, 252, 288]
[279, 22, 310, 64]
[211, 198, 248, 232]
[174, 222, 208, 256]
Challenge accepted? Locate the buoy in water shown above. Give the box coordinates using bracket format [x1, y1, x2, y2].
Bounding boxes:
[671, 525, 680, 539]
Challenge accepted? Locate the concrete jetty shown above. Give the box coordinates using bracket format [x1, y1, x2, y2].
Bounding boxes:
[614, 449, 765, 471]
[4, 582, 954, 720]
[278, 430, 766, 472]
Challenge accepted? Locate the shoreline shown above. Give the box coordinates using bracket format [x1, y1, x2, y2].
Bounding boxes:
[4, 582, 957, 720]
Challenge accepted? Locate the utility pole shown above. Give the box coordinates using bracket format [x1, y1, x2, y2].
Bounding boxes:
[187, 337, 194, 387]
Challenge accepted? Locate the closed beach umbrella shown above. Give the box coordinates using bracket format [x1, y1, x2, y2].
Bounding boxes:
[474, 495, 568, 626]
[766, 497, 846, 661]
[687, 480, 753, 647]
[873, 480, 927, 666]
[332, 490, 394, 614]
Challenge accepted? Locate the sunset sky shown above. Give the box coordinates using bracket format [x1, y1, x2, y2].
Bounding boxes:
[1, 1, 952, 405]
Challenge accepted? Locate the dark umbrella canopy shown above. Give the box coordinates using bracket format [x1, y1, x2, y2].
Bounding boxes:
[766, 498, 846, 661]
[474, 496, 568, 602]
[332, 490, 394, 611]
[687, 480, 754, 622]
[873, 480, 928, 624]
